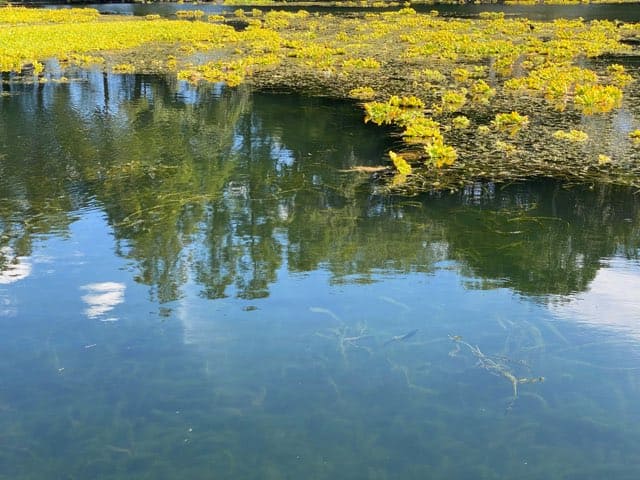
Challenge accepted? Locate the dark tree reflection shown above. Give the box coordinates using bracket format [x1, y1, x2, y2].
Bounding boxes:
[0, 74, 639, 300]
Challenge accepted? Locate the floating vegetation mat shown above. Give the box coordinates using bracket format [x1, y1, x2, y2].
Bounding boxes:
[2, 6, 640, 192]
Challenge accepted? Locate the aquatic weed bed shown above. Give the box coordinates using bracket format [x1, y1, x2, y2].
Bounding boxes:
[2, 6, 640, 192]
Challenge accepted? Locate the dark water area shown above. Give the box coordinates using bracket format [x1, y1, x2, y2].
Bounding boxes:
[40, 2, 640, 22]
[2, 73, 640, 479]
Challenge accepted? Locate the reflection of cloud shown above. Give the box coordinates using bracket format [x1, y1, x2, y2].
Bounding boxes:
[0, 247, 31, 284]
[81, 282, 125, 319]
[0, 293, 16, 317]
[549, 258, 640, 335]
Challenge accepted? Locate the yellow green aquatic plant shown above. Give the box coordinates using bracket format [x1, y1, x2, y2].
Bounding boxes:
[1, 5, 639, 190]
[176, 10, 205, 19]
[451, 67, 471, 84]
[574, 84, 623, 115]
[425, 139, 457, 168]
[439, 90, 467, 113]
[631, 130, 640, 146]
[178, 54, 279, 87]
[504, 65, 601, 112]
[363, 96, 426, 126]
[389, 95, 425, 109]
[112, 63, 136, 74]
[492, 112, 529, 137]
[62, 53, 105, 67]
[553, 129, 589, 142]
[469, 79, 495, 106]
[0, 9, 240, 73]
[419, 68, 447, 84]
[363, 101, 404, 125]
[389, 150, 412, 175]
[452, 115, 470, 129]
[342, 57, 381, 70]
[263, 9, 309, 30]
[348, 86, 376, 100]
[223, 0, 274, 4]
[607, 64, 634, 88]
[495, 140, 517, 155]
[402, 117, 442, 143]
[0, 5, 100, 24]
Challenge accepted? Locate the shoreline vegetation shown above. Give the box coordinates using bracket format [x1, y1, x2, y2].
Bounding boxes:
[1, 4, 640, 192]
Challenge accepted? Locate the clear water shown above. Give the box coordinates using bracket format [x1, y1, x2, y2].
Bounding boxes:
[1, 73, 640, 479]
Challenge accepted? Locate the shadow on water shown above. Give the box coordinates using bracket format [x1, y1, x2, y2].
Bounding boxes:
[1, 74, 640, 479]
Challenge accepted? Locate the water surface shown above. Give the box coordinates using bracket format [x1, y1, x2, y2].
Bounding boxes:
[430, 2, 640, 21]
[45, 2, 640, 22]
[1, 74, 640, 479]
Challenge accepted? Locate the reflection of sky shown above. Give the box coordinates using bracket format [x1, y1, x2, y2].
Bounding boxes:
[549, 257, 640, 335]
[81, 282, 126, 319]
[0, 247, 31, 284]
[273, 143, 294, 171]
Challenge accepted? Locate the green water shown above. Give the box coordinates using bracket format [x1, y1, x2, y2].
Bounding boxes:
[1, 73, 640, 479]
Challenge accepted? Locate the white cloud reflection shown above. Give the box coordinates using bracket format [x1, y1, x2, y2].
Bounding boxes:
[81, 282, 125, 319]
[0, 247, 31, 284]
[549, 258, 640, 336]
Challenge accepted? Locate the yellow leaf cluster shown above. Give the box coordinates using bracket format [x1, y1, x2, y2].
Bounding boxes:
[553, 129, 589, 142]
[574, 84, 623, 115]
[389, 151, 412, 175]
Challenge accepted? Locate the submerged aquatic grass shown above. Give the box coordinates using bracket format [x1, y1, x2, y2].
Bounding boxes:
[1, 6, 639, 192]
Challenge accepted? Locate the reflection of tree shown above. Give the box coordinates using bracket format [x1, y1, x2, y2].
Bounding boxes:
[0, 80, 84, 262]
[2, 74, 640, 302]
[97, 81, 249, 302]
[438, 181, 640, 296]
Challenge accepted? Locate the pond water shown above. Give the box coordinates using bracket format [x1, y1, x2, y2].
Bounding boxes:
[1, 74, 640, 479]
[47, 2, 640, 22]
